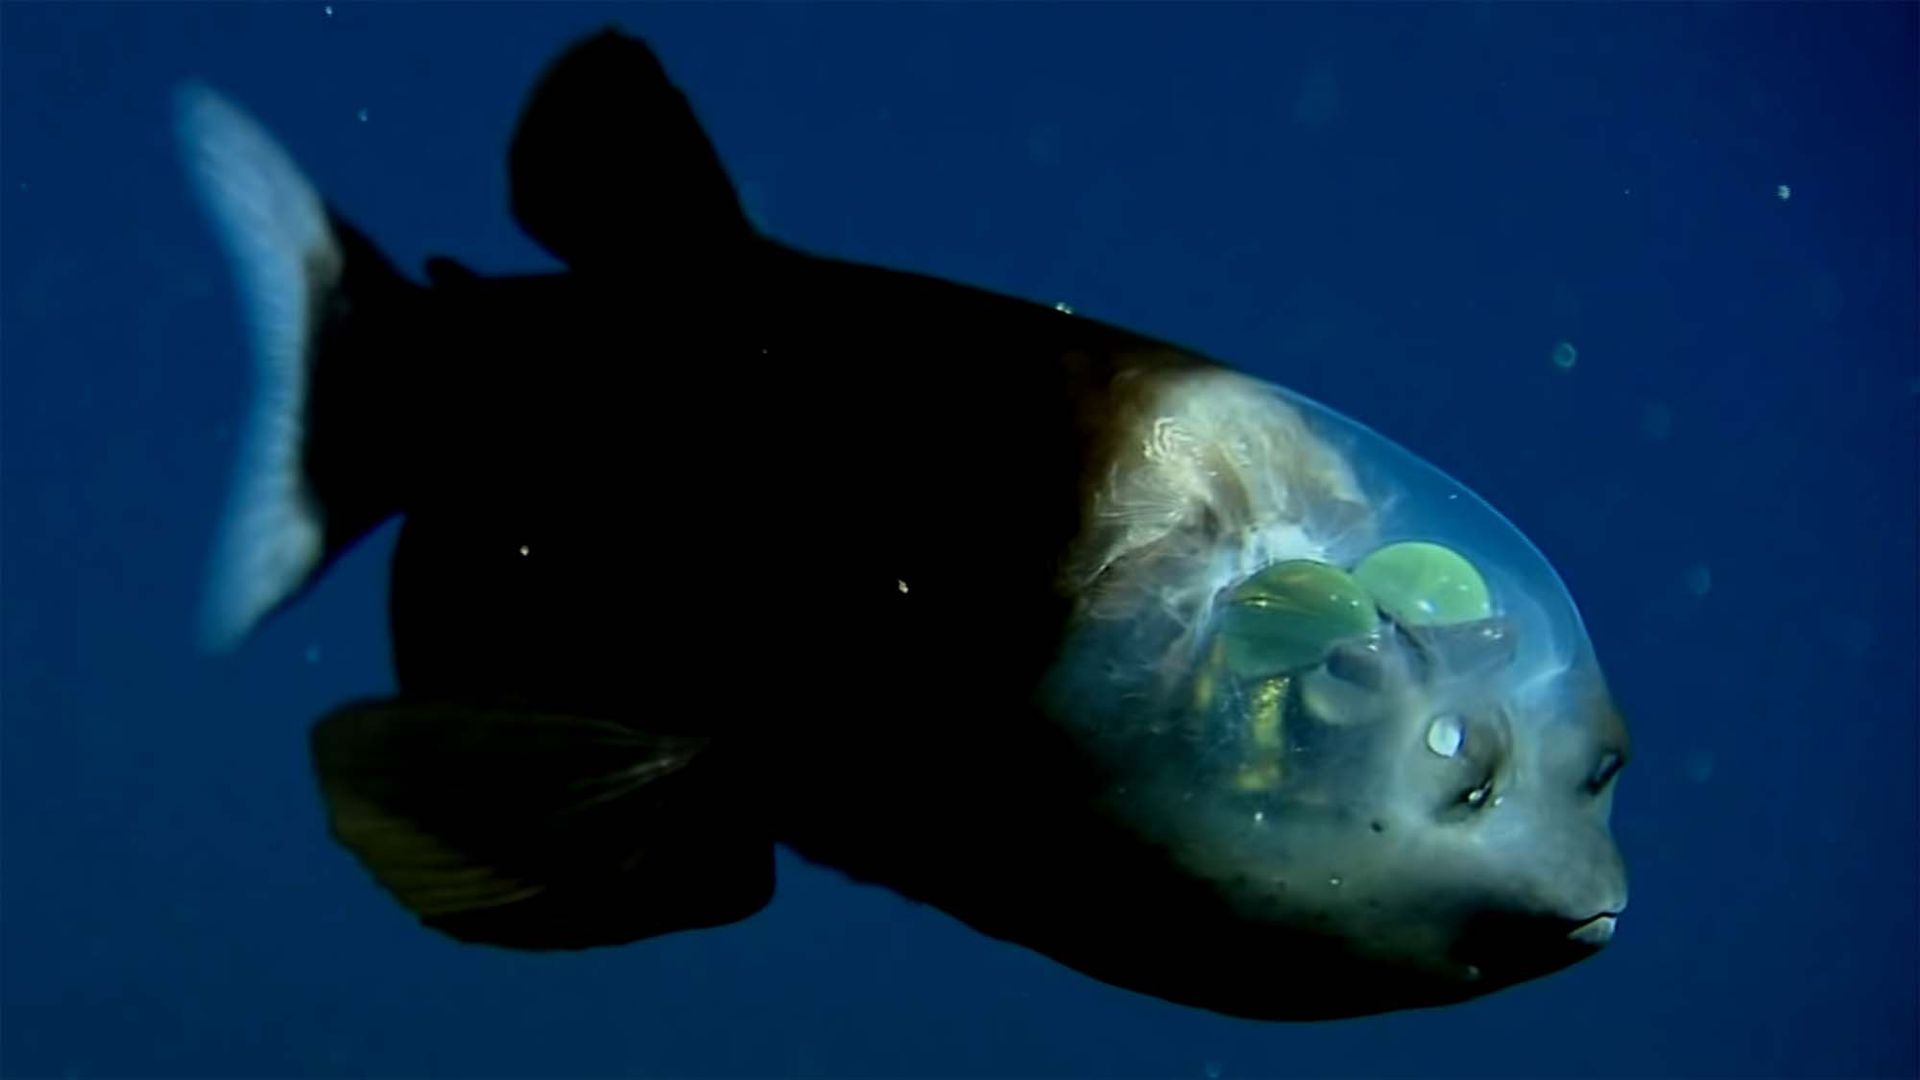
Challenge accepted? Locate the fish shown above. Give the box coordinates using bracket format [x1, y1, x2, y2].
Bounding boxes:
[177, 28, 1629, 1020]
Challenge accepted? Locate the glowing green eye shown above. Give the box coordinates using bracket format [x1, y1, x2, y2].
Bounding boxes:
[1219, 560, 1378, 679]
[1353, 541, 1492, 627]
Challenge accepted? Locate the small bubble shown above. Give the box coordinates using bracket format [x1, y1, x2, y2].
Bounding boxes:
[1291, 61, 1340, 129]
[1026, 123, 1060, 168]
[1684, 563, 1712, 597]
[1639, 400, 1673, 441]
[1551, 340, 1577, 371]
[1818, 614, 1873, 661]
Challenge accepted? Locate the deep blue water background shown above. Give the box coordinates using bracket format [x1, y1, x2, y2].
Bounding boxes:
[3, 4, 1915, 1077]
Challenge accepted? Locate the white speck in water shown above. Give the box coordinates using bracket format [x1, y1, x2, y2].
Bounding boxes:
[1328, 876, 1343, 887]
[1551, 340, 1578, 371]
[1252, 810, 1265, 823]
[1027, 124, 1061, 168]
[1818, 613, 1875, 661]
[1639, 400, 1674, 441]
[1776, 184, 1791, 201]
[356, 107, 369, 123]
[324, 4, 333, 15]
[1053, 301, 1074, 314]
[897, 579, 909, 594]
[1204, 1063, 1223, 1080]
[517, 544, 530, 557]
[304, 644, 322, 664]
[1684, 563, 1712, 597]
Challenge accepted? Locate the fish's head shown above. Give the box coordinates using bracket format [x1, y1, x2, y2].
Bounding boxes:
[1168, 613, 1631, 1006]
[1047, 367, 1629, 1017]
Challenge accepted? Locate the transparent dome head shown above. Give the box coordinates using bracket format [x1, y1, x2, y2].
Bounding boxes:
[1046, 364, 1608, 809]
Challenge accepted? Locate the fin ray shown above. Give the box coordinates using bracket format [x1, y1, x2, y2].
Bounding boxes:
[312, 701, 773, 949]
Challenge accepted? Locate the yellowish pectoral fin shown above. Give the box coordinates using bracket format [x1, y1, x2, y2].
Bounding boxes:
[310, 699, 773, 950]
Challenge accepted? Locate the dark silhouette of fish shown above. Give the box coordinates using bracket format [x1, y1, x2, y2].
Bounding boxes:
[178, 29, 1628, 1020]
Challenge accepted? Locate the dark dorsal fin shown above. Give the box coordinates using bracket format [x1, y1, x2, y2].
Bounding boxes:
[508, 29, 751, 271]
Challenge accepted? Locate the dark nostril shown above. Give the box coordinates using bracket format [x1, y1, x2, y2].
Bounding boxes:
[1327, 640, 1388, 689]
[1586, 751, 1625, 794]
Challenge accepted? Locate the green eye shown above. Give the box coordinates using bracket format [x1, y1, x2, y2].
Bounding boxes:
[1353, 541, 1492, 627]
[1219, 560, 1378, 679]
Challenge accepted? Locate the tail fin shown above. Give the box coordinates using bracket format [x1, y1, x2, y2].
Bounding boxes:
[176, 85, 419, 651]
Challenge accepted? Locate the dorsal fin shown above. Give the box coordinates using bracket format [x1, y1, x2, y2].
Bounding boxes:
[508, 29, 751, 271]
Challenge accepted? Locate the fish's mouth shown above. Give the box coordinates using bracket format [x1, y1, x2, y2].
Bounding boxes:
[1454, 906, 1624, 981]
[1567, 912, 1620, 947]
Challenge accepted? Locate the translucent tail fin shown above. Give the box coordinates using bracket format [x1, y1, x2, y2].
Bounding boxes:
[177, 85, 417, 651]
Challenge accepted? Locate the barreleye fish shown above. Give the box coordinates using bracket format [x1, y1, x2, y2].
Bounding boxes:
[178, 29, 1628, 1020]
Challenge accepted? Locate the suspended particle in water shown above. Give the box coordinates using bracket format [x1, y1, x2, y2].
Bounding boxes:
[1639, 400, 1673, 442]
[1684, 563, 1712, 597]
[1053, 300, 1074, 315]
[356, 107, 369, 123]
[1818, 613, 1874, 661]
[1026, 123, 1061, 168]
[324, 4, 333, 15]
[1776, 184, 1791, 201]
[305, 644, 322, 664]
[1550, 340, 1577, 371]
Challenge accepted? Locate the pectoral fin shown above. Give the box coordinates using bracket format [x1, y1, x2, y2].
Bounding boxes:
[311, 700, 772, 950]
